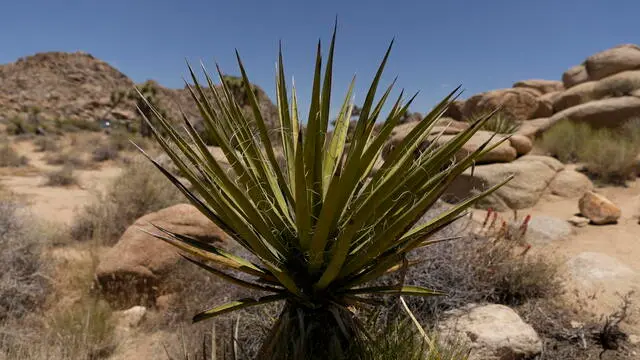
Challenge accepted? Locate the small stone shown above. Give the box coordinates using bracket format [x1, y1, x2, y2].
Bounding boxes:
[568, 215, 590, 227]
[570, 320, 584, 329]
[116, 306, 147, 329]
[578, 191, 621, 225]
[629, 334, 640, 345]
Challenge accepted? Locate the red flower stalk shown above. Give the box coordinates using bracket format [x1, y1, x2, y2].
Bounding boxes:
[482, 208, 493, 228]
[518, 214, 531, 238]
[489, 211, 499, 231]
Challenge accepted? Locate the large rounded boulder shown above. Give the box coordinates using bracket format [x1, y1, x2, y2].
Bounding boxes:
[462, 88, 551, 121]
[96, 204, 228, 308]
[443, 156, 568, 210]
[585, 44, 640, 81]
[562, 44, 640, 88]
[513, 79, 564, 95]
[383, 124, 525, 165]
[553, 70, 640, 112]
[556, 96, 640, 128]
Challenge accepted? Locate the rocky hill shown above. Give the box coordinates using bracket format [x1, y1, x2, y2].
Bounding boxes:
[0, 51, 278, 127]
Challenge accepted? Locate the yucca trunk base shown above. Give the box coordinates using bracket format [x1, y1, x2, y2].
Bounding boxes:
[258, 302, 366, 360]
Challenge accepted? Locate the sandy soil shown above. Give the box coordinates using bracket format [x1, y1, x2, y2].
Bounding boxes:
[0, 139, 122, 224]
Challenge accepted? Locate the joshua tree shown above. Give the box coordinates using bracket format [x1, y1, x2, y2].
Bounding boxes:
[138, 26, 508, 359]
[131, 81, 167, 137]
[105, 82, 167, 136]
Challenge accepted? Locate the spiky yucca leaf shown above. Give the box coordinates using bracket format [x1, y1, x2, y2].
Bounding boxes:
[138, 27, 509, 347]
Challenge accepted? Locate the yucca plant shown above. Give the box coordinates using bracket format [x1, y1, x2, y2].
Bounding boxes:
[464, 111, 521, 134]
[136, 25, 510, 359]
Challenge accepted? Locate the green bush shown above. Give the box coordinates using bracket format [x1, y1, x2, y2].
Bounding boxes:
[539, 119, 640, 184]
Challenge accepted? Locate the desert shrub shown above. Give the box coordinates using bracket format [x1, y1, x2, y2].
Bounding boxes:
[538, 121, 591, 163]
[540, 119, 640, 184]
[578, 123, 640, 184]
[107, 130, 134, 151]
[0, 144, 28, 167]
[90, 142, 119, 162]
[5, 117, 36, 135]
[45, 165, 78, 187]
[33, 136, 59, 152]
[54, 118, 102, 133]
[518, 292, 638, 360]
[107, 129, 156, 153]
[70, 157, 183, 244]
[44, 152, 89, 168]
[0, 199, 49, 321]
[386, 204, 561, 324]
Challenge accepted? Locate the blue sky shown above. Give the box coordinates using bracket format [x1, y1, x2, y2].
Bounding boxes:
[1, 0, 638, 116]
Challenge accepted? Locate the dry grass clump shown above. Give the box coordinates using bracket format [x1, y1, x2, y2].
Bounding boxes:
[0, 143, 29, 167]
[539, 119, 640, 184]
[71, 156, 183, 244]
[5, 117, 40, 136]
[0, 236, 116, 360]
[0, 199, 49, 321]
[107, 129, 156, 152]
[44, 151, 90, 168]
[91, 142, 119, 162]
[44, 298, 116, 359]
[45, 165, 79, 187]
[33, 136, 60, 152]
